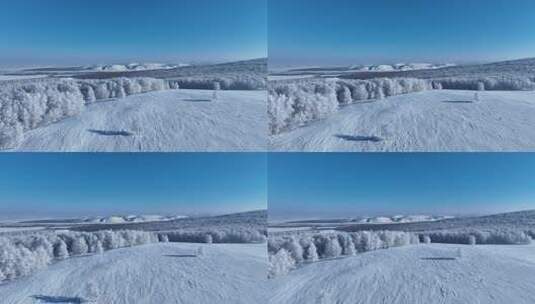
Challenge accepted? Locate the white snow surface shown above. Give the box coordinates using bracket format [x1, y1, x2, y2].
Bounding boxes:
[0, 242, 268, 304]
[11, 89, 267, 151]
[269, 243, 535, 304]
[271, 90, 535, 151]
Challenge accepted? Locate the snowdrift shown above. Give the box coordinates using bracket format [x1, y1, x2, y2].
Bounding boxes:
[0, 77, 174, 149]
[268, 78, 434, 134]
[268, 230, 420, 277]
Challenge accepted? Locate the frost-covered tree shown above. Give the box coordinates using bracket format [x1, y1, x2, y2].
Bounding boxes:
[95, 241, 104, 255]
[268, 249, 295, 278]
[305, 242, 319, 262]
[71, 237, 89, 255]
[468, 235, 476, 245]
[284, 238, 304, 263]
[204, 234, 213, 244]
[423, 235, 431, 244]
[54, 239, 69, 259]
[477, 82, 485, 91]
[159, 234, 169, 243]
[213, 82, 221, 100]
[338, 86, 352, 104]
[323, 237, 342, 258]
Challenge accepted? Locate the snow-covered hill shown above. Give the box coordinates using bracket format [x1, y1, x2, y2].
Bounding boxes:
[351, 63, 455, 72]
[358, 215, 452, 224]
[90, 63, 189, 72]
[341, 57, 535, 80]
[85, 214, 187, 224]
[269, 243, 535, 304]
[341, 209, 535, 235]
[10, 89, 267, 152]
[0, 242, 268, 304]
[270, 90, 535, 151]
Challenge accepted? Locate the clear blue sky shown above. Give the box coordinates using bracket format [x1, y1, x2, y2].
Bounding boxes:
[269, 153, 535, 219]
[0, 153, 266, 219]
[269, 0, 535, 67]
[0, 0, 266, 67]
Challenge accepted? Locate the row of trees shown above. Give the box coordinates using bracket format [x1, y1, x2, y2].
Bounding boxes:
[268, 78, 434, 134]
[169, 74, 266, 91]
[424, 229, 532, 245]
[434, 76, 535, 91]
[161, 228, 266, 244]
[268, 230, 420, 278]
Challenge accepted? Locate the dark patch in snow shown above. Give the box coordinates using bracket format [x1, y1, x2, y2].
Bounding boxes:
[87, 129, 133, 136]
[420, 257, 457, 261]
[441, 100, 474, 104]
[334, 134, 383, 142]
[31, 295, 88, 303]
[182, 99, 212, 102]
[163, 254, 197, 258]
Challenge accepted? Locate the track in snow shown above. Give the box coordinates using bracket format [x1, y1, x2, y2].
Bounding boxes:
[12, 89, 267, 152]
[0, 242, 268, 304]
[269, 244, 535, 304]
[271, 90, 535, 151]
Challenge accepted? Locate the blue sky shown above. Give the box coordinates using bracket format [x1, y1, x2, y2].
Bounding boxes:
[269, 153, 535, 219]
[0, 0, 266, 67]
[269, 0, 535, 67]
[0, 153, 266, 219]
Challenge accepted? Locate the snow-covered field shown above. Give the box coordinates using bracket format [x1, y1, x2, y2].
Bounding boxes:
[270, 90, 535, 151]
[0, 242, 267, 304]
[0, 75, 48, 81]
[10, 89, 266, 152]
[269, 243, 535, 304]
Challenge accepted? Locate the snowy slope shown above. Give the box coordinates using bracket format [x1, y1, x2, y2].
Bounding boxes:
[270, 243, 535, 304]
[11, 89, 267, 152]
[0, 242, 268, 304]
[270, 90, 535, 151]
